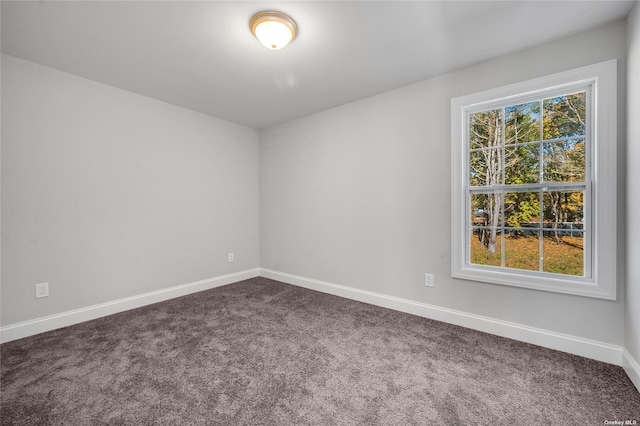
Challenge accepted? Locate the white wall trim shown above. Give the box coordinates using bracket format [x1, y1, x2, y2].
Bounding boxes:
[259, 268, 623, 366]
[622, 349, 640, 392]
[3, 266, 631, 380]
[0, 268, 260, 344]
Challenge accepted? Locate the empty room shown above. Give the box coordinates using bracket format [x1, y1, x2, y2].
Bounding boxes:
[2, 0, 640, 424]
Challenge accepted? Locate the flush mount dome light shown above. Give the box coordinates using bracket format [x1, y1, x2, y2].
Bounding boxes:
[249, 11, 298, 50]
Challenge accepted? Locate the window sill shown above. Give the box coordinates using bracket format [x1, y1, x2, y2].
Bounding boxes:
[452, 265, 615, 300]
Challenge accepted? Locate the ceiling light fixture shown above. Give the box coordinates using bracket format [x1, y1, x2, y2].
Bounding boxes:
[249, 11, 298, 50]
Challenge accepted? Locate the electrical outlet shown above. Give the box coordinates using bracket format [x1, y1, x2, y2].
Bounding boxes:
[228, 252, 234, 262]
[35, 282, 49, 298]
[425, 273, 434, 287]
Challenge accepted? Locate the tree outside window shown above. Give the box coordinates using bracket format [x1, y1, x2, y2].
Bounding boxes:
[468, 91, 587, 276]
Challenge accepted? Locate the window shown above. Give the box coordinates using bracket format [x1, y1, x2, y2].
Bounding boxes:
[451, 60, 617, 299]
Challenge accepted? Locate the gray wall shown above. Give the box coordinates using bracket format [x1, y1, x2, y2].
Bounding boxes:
[626, 2, 640, 366]
[1, 54, 260, 325]
[260, 22, 627, 345]
[1, 17, 634, 355]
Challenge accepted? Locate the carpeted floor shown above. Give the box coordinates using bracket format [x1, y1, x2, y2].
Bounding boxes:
[1, 277, 639, 425]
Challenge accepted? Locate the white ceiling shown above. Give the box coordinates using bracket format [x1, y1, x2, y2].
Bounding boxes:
[1, 1, 635, 129]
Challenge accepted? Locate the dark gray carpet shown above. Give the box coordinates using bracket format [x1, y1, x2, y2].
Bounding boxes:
[1, 277, 638, 425]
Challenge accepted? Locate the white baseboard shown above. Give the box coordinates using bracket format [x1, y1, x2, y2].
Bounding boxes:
[259, 268, 623, 366]
[623, 349, 640, 392]
[3, 267, 631, 378]
[0, 268, 260, 344]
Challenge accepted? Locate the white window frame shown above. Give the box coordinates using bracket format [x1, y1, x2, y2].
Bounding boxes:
[451, 60, 617, 300]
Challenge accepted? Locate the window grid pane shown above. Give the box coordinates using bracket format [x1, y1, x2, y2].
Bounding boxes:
[454, 61, 616, 299]
[466, 90, 588, 278]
